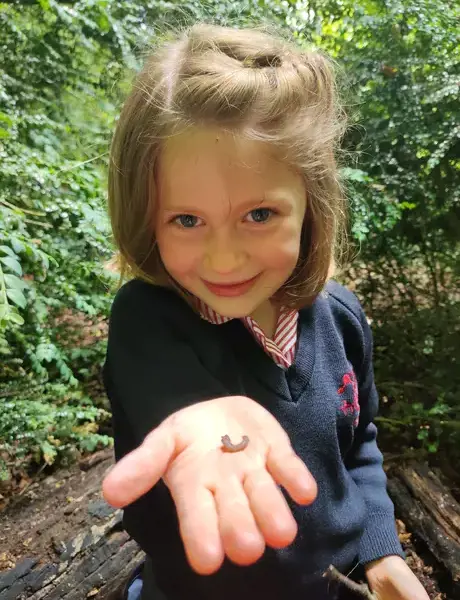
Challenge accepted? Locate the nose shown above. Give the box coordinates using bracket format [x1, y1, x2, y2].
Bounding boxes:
[204, 232, 247, 275]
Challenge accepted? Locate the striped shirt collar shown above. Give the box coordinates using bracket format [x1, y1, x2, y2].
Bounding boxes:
[195, 298, 299, 370]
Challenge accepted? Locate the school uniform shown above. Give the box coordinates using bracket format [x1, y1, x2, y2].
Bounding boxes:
[103, 279, 404, 600]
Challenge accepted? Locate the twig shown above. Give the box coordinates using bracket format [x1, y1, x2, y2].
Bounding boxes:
[0, 199, 46, 216]
[24, 217, 53, 228]
[323, 565, 377, 600]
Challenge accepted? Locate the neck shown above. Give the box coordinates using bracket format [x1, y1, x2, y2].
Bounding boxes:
[250, 300, 279, 339]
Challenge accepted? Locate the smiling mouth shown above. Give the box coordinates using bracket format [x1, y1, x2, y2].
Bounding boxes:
[202, 274, 260, 297]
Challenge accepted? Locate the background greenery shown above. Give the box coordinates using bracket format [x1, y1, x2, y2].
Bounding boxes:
[0, 0, 458, 484]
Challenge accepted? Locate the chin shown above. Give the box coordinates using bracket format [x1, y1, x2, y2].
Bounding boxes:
[215, 296, 273, 319]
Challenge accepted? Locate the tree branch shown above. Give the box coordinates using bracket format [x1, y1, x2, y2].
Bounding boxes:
[323, 565, 377, 600]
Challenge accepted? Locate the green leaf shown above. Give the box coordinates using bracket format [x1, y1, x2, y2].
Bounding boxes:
[10, 239, 26, 254]
[36, 342, 58, 362]
[428, 442, 439, 454]
[4, 274, 28, 291]
[0, 245, 17, 259]
[7, 311, 24, 326]
[0, 256, 22, 276]
[40, 440, 57, 465]
[340, 167, 369, 182]
[40, 252, 50, 271]
[0, 112, 13, 127]
[6, 288, 27, 309]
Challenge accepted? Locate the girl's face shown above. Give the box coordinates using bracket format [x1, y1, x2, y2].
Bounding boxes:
[155, 128, 306, 319]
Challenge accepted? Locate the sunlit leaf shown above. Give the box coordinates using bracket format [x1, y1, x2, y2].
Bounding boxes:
[6, 288, 27, 309]
[0, 256, 22, 276]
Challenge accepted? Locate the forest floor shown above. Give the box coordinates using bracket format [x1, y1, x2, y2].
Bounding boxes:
[0, 445, 454, 599]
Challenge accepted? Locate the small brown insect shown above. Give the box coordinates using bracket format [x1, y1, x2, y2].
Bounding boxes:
[221, 434, 250, 453]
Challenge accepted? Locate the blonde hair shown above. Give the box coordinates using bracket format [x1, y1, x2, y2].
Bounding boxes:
[108, 23, 347, 308]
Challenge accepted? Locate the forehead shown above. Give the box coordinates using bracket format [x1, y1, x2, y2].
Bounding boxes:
[157, 128, 305, 207]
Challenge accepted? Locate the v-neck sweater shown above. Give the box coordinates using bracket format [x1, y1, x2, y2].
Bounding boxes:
[103, 278, 404, 600]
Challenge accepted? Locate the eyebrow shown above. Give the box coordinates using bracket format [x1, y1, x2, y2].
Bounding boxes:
[161, 205, 205, 214]
[261, 192, 299, 204]
[162, 190, 297, 215]
[161, 194, 297, 213]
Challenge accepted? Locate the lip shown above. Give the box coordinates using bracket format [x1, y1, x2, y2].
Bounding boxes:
[202, 274, 260, 297]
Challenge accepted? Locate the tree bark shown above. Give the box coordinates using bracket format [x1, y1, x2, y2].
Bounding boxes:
[0, 503, 144, 600]
[387, 461, 460, 594]
[0, 454, 143, 600]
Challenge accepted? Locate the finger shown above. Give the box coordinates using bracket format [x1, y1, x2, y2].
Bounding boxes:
[214, 475, 265, 566]
[243, 468, 298, 549]
[102, 424, 175, 508]
[173, 484, 224, 575]
[266, 444, 317, 505]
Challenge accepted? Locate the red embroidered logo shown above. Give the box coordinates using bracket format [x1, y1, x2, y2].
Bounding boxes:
[338, 371, 360, 426]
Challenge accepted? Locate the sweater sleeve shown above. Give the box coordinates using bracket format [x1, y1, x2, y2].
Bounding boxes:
[327, 281, 404, 564]
[102, 280, 235, 577]
[342, 296, 405, 565]
[103, 279, 229, 449]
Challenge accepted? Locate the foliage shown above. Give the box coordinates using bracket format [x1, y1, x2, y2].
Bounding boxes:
[294, 0, 460, 457]
[0, 383, 111, 481]
[370, 300, 460, 456]
[0, 0, 459, 481]
[317, 0, 458, 294]
[0, 0, 129, 477]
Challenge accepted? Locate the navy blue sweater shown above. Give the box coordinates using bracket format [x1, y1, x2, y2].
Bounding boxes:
[103, 279, 404, 600]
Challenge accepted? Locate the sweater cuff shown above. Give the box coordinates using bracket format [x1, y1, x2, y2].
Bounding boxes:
[359, 512, 406, 565]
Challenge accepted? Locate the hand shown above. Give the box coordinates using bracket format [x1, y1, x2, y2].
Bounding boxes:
[102, 395, 317, 575]
[365, 556, 430, 600]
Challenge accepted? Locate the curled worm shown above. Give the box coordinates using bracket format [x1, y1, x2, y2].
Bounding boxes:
[221, 434, 250, 453]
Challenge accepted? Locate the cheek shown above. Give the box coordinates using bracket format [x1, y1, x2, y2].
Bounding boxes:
[157, 232, 200, 278]
[267, 243, 300, 272]
[257, 225, 302, 271]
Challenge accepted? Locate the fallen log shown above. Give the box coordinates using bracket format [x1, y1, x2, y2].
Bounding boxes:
[0, 455, 144, 600]
[387, 461, 460, 597]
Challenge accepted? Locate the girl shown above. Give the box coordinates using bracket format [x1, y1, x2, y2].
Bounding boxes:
[101, 24, 429, 600]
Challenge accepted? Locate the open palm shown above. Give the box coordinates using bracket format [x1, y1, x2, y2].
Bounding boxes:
[102, 395, 317, 574]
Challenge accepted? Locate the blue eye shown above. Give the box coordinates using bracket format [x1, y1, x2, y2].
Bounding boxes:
[174, 214, 201, 228]
[246, 208, 274, 223]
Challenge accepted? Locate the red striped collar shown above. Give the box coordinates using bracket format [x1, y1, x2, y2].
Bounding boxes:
[195, 299, 298, 369]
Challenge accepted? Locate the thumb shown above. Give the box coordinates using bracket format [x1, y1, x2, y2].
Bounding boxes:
[102, 423, 175, 508]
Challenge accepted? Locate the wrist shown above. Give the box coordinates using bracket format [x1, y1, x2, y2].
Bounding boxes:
[365, 555, 406, 584]
[365, 555, 405, 570]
